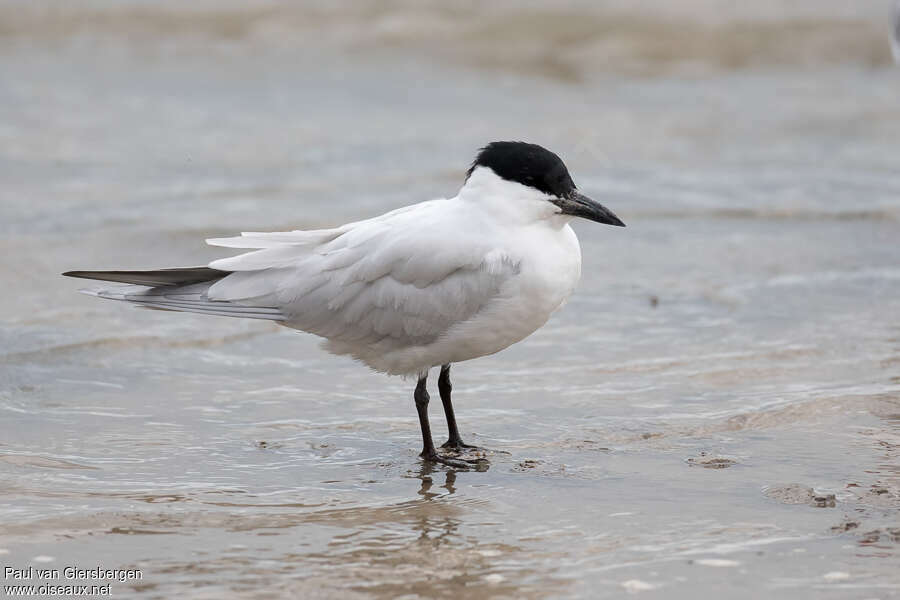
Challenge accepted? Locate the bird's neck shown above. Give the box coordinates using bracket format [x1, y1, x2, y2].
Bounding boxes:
[457, 167, 569, 228]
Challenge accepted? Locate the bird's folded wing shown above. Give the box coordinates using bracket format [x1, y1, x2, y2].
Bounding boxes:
[205, 201, 520, 347]
[204, 202, 426, 251]
[206, 228, 346, 250]
[81, 282, 286, 320]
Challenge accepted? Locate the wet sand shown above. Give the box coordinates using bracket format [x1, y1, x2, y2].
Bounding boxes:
[1, 1, 899, 597]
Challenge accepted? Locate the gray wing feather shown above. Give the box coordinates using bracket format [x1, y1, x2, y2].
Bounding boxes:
[79, 281, 285, 321]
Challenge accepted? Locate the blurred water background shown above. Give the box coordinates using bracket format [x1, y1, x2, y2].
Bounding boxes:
[1, 1, 899, 597]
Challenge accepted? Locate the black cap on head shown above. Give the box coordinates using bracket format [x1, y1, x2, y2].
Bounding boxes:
[466, 141, 575, 198]
[465, 141, 625, 227]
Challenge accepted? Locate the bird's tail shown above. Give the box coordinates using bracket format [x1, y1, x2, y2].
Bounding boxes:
[63, 267, 286, 321]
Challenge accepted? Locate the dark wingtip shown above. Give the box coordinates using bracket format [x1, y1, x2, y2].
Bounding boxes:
[60, 267, 226, 286]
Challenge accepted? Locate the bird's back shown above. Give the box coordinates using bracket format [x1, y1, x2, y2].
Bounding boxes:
[202, 198, 523, 374]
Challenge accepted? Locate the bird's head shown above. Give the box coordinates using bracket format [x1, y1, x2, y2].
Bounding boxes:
[463, 141, 625, 227]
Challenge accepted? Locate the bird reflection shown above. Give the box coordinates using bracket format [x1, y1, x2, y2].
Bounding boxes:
[415, 462, 458, 499]
[401, 463, 463, 548]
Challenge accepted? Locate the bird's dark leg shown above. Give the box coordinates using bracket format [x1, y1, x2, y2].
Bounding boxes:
[438, 364, 480, 451]
[414, 373, 481, 469]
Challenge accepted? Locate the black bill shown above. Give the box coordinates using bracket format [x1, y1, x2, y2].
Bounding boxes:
[553, 192, 625, 227]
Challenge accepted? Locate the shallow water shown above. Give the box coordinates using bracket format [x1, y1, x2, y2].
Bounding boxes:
[2, 1, 900, 598]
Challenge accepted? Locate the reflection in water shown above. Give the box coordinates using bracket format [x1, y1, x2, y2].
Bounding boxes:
[415, 463, 458, 500]
[410, 464, 461, 562]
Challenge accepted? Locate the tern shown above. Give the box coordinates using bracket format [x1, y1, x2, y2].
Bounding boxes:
[64, 141, 625, 468]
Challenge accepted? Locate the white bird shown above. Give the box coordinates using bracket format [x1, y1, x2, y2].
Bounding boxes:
[64, 141, 625, 468]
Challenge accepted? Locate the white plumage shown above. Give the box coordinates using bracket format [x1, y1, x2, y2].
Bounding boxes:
[203, 166, 582, 376]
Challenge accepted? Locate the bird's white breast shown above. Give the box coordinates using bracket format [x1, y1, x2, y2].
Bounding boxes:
[380, 172, 584, 374]
[434, 220, 582, 366]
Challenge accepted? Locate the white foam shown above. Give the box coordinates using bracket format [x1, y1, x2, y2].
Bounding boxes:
[696, 558, 740, 567]
[621, 579, 657, 593]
